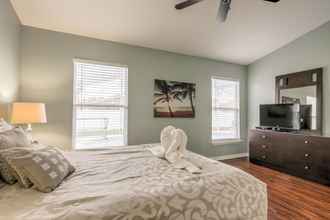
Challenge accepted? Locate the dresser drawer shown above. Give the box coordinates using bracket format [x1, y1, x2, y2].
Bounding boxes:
[250, 130, 271, 144]
[249, 144, 284, 166]
[286, 151, 314, 163]
[288, 162, 314, 177]
[287, 162, 330, 184]
[288, 134, 330, 151]
[250, 142, 271, 153]
[249, 149, 270, 163]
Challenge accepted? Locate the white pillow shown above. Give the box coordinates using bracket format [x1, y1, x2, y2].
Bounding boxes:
[0, 118, 13, 133]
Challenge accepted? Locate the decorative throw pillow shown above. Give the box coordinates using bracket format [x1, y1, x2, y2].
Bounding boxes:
[0, 127, 32, 150]
[0, 148, 32, 185]
[0, 118, 13, 133]
[9, 147, 75, 193]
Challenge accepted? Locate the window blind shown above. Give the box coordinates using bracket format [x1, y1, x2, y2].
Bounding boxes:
[211, 78, 240, 141]
[73, 60, 128, 149]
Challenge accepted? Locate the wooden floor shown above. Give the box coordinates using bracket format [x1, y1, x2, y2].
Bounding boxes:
[223, 158, 330, 220]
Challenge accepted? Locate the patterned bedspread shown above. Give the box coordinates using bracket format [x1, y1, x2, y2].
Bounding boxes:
[0, 144, 267, 220]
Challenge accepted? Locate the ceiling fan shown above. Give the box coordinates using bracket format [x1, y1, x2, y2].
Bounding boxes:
[175, 0, 280, 22]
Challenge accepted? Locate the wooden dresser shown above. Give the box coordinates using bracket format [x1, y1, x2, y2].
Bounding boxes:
[249, 129, 330, 186]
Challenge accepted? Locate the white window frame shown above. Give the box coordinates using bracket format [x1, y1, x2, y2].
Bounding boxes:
[72, 58, 128, 150]
[211, 76, 241, 145]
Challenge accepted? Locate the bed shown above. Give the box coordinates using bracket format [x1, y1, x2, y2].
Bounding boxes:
[0, 144, 267, 220]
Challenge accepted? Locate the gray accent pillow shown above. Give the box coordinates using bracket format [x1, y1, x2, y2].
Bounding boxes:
[0, 127, 32, 150]
[0, 148, 32, 185]
[9, 147, 75, 193]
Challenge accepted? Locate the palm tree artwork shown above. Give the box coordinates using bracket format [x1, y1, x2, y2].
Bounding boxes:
[154, 79, 196, 118]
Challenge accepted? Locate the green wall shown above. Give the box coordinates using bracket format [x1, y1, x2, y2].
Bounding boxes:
[19, 26, 248, 157]
[0, 0, 21, 118]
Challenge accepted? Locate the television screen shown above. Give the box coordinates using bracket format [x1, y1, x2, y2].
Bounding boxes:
[260, 104, 300, 130]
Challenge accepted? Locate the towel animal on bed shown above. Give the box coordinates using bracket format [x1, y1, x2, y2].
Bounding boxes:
[165, 127, 187, 163]
[148, 125, 175, 158]
[149, 126, 201, 174]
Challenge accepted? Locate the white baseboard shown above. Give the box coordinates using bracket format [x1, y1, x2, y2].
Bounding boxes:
[211, 153, 249, 161]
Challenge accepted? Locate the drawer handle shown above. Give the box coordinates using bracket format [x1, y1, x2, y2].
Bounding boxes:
[262, 145, 267, 149]
[262, 135, 267, 139]
[304, 166, 310, 170]
[261, 155, 267, 159]
[304, 153, 310, 158]
[304, 140, 309, 144]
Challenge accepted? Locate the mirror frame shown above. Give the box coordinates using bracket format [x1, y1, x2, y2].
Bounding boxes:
[275, 68, 323, 135]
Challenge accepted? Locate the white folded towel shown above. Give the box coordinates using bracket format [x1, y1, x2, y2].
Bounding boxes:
[148, 125, 175, 157]
[161, 125, 176, 153]
[148, 126, 201, 174]
[165, 128, 187, 163]
[165, 128, 201, 174]
[172, 159, 202, 174]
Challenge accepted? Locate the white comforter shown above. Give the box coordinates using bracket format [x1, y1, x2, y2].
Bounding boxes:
[0, 145, 267, 220]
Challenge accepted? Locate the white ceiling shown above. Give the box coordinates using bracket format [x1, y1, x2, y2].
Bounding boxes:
[11, 0, 330, 65]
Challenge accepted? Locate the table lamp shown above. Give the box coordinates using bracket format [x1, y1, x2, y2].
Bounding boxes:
[11, 102, 47, 131]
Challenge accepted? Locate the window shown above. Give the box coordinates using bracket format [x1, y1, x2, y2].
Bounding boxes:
[211, 77, 240, 142]
[73, 59, 128, 149]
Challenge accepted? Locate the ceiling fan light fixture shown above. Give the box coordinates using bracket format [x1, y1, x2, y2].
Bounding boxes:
[175, 0, 280, 23]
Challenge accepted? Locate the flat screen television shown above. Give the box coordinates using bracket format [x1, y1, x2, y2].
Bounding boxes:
[260, 104, 300, 130]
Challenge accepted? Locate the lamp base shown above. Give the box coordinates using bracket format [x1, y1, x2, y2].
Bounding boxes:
[25, 124, 34, 144]
[26, 124, 32, 132]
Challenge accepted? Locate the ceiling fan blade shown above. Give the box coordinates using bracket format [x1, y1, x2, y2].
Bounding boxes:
[175, 0, 204, 10]
[217, 0, 232, 22]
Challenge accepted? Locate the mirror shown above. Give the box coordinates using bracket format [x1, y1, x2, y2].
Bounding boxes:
[275, 68, 323, 135]
[280, 86, 317, 130]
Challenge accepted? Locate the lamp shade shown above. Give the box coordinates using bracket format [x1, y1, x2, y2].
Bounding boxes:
[11, 103, 47, 124]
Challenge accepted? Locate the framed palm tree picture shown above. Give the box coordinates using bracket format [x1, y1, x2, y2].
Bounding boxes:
[153, 79, 196, 118]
